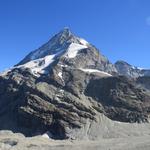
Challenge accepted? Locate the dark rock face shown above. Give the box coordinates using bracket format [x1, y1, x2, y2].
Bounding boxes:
[0, 68, 97, 138]
[0, 67, 150, 138]
[85, 76, 150, 123]
[0, 28, 150, 139]
[136, 76, 150, 90]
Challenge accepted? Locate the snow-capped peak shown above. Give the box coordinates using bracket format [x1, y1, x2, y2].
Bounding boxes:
[17, 28, 90, 66]
[9, 28, 92, 77]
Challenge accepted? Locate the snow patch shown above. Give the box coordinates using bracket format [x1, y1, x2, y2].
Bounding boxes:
[42, 131, 52, 139]
[58, 72, 63, 79]
[79, 68, 112, 76]
[131, 66, 145, 70]
[137, 67, 145, 70]
[17, 50, 64, 77]
[0, 69, 11, 76]
[59, 64, 68, 68]
[17, 54, 55, 77]
[79, 38, 89, 46]
[65, 43, 87, 58]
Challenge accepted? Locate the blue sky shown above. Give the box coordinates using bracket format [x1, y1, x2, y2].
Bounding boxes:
[0, 0, 150, 71]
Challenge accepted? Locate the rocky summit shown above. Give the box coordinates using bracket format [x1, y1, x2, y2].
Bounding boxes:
[0, 28, 150, 141]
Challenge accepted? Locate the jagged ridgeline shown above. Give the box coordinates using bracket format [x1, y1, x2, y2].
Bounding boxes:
[0, 28, 150, 139]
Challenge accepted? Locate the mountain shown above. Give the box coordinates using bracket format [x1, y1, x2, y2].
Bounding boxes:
[15, 28, 117, 77]
[0, 28, 150, 140]
[115, 60, 150, 78]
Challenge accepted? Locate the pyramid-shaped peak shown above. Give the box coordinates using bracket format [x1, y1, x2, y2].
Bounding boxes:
[54, 27, 75, 41]
[60, 27, 72, 35]
[49, 27, 89, 47]
[17, 28, 90, 65]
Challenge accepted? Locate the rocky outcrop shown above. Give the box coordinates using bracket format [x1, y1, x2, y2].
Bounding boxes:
[0, 66, 150, 139]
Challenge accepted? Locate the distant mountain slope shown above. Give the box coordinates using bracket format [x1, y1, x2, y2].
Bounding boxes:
[115, 60, 150, 78]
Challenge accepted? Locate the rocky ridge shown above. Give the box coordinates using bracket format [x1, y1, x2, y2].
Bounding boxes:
[115, 60, 150, 78]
